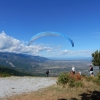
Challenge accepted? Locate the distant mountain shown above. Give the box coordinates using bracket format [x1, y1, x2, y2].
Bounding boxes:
[0, 52, 49, 75]
[0, 52, 49, 62]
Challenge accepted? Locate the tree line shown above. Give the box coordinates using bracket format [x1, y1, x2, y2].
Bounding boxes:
[92, 50, 100, 71]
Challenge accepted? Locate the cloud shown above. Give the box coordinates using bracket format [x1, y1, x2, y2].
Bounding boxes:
[0, 31, 93, 58]
[0, 31, 54, 56]
[0, 31, 20, 49]
[60, 50, 74, 55]
[77, 50, 93, 53]
[58, 49, 93, 57]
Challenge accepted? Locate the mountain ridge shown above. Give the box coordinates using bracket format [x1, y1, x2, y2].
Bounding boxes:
[0, 52, 49, 76]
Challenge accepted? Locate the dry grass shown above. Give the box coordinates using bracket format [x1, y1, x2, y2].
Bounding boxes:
[1, 76, 100, 100]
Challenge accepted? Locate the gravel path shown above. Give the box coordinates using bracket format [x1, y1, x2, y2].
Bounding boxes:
[0, 76, 56, 98]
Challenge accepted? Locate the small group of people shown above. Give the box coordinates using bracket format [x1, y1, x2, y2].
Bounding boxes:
[72, 65, 94, 77]
[46, 65, 94, 77]
[71, 66, 81, 75]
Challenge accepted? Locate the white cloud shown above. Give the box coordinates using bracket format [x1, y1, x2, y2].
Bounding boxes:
[58, 49, 93, 57]
[0, 31, 93, 58]
[0, 31, 53, 56]
[60, 50, 73, 55]
[0, 31, 20, 49]
[77, 50, 92, 54]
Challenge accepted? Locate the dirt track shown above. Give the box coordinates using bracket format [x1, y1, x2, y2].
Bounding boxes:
[0, 76, 56, 99]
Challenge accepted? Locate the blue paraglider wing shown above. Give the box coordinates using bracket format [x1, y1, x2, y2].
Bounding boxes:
[28, 32, 74, 47]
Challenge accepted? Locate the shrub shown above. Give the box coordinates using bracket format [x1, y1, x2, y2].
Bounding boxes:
[57, 72, 84, 88]
[69, 79, 83, 88]
[57, 73, 70, 87]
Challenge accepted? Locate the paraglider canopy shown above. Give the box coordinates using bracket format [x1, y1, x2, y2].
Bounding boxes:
[28, 32, 74, 47]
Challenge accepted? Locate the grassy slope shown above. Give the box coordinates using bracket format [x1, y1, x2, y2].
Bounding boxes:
[4, 76, 100, 100]
[0, 66, 33, 77]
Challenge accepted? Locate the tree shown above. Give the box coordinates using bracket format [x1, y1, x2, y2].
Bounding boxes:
[92, 50, 100, 71]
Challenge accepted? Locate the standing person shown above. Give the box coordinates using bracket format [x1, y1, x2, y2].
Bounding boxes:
[46, 69, 50, 77]
[79, 70, 81, 75]
[89, 65, 94, 77]
[72, 66, 75, 74]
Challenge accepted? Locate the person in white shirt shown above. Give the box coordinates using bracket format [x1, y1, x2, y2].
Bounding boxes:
[72, 66, 75, 74]
[79, 70, 81, 75]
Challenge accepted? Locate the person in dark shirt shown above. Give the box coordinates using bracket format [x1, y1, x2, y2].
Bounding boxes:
[89, 65, 94, 77]
[46, 69, 50, 77]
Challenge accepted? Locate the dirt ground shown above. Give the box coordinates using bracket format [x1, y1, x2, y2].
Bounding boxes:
[0, 77, 57, 100]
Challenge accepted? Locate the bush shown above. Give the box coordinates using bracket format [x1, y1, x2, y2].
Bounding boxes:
[57, 72, 83, 88]
[57, 73, 70, 87]
[68, 79, 83, 88]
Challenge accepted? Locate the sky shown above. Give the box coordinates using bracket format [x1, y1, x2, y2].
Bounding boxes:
[0, 0, 100, 59]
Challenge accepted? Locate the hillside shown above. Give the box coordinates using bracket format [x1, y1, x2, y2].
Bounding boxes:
[0, 66, 33, 77]
[0, 52, 49, 76]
